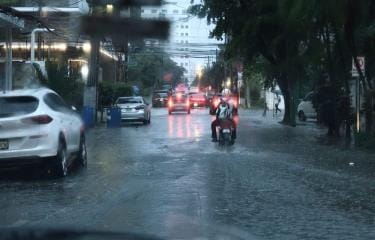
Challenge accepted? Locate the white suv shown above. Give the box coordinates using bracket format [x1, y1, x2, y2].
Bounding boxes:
[297, 92, 317, 121]
[0, 88, 87, 177]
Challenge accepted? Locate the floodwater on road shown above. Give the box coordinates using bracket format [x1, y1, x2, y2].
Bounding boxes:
[0, 108, 374, 240]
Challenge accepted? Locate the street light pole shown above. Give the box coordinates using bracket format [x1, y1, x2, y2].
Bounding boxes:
[30, 28, 54, 62]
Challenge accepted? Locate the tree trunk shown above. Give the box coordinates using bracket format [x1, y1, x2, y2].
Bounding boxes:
[278, 75, 296, 126]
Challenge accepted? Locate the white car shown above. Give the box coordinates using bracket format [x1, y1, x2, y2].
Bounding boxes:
[297, 92, 317, 121]
[0, 88, 87, 177]
[115, 96, 151, 124]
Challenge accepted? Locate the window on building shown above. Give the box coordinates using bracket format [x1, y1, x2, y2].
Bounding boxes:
[180, 63, 183, 66]
[185, 62, 188, 66]
[185, 25, 189, 28]
[173, 10, 179, 14]
[185, 40, 188, 44]
[151, 9, 157, 13]
[141, 9, 144, 13]
[180, 33, 184, 36]
[185, 33, 188, 36]
[162, 9, 167, 13]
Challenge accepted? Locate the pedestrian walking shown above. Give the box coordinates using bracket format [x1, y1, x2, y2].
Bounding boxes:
[263, 101, 268, 117]
[275, 95, 281, 115]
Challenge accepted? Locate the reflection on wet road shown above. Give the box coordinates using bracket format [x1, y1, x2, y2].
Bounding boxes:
[0, 108, 375, 239]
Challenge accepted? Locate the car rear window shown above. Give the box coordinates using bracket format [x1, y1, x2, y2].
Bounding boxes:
[0, 96, 39, 118]
[191, 94, 205, 98]
[117, 98, 142, 104]
[172, 95, 188, 100]
[158, 93, 168, 97]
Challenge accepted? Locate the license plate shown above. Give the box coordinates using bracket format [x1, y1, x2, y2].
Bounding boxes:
[222, 129, 230, 133]
[0, 139, 9, 150]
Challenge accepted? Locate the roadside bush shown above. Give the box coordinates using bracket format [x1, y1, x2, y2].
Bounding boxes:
[99, 82, 133, 107]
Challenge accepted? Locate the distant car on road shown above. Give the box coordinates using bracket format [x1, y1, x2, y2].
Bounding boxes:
[297, 92, 317, 121]
[116, 96, 151, 124]
[152, 90, 170, 107]
[168, 92, 190, 115]
[189, 93, 207, 108]
[0, 88, 87, 177]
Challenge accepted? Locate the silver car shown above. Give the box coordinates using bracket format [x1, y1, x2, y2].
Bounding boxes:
[115, 97, 151, 124]
[0, 88, 87, 177]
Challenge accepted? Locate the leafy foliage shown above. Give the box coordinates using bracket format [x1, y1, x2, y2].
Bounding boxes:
[44, 61, 84, 109]
[190, 0, 375, 131]
[127, 48, 186, 89]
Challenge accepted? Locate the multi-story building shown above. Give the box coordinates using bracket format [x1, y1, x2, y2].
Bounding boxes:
[141, 0, 222, 85]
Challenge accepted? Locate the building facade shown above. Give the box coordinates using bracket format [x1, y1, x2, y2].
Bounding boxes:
[141, 0, 222, 85]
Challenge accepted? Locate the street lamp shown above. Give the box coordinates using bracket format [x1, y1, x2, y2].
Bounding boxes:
[226, 77, 231, 88]
[106, 4, 114, 14]
[81, 64, 89, 82]
[31, 28, 54, 62]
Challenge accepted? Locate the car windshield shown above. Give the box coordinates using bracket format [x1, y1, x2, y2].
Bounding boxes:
[116, 98, 142, 104]
[1, 1, 375, 240]
[0, 96, 39, 118]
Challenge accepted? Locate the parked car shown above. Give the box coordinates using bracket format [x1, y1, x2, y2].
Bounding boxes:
[168, 92, 190, 115]
[297, 92, 317, 121]
[152, 90, 169, 107]
[189, 93, 207, 108]
[0, 88, 87, 177]
[115, 96, 151, 124]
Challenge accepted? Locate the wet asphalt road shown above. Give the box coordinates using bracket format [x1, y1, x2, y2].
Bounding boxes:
[1, 108, 375, 240]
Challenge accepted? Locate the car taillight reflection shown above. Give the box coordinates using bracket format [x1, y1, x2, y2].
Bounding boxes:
[22, 115, 53, 124]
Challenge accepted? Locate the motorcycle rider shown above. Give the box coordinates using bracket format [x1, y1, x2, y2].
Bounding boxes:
[211, 98, 237, 142]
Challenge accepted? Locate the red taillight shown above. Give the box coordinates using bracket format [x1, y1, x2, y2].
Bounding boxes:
[23, 115, 53, 124]
[168, 100, 174, 107]
[231, 97, 238, 107]
[214, 99, 220, 107]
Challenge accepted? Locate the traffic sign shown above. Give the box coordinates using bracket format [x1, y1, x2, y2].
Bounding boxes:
[352, 56, 365, 77]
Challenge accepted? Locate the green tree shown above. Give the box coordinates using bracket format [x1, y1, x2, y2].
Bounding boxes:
[44, 61, 84, 109]
[127, 48, 185, 89]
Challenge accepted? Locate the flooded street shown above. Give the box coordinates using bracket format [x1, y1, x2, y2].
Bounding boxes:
[1, 108, 374, 239]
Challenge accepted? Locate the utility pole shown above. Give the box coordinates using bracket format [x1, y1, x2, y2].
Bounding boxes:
[5, 27, 12, 91]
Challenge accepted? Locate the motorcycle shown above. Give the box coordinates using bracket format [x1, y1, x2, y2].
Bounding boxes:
[218, 119, 235, 146]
